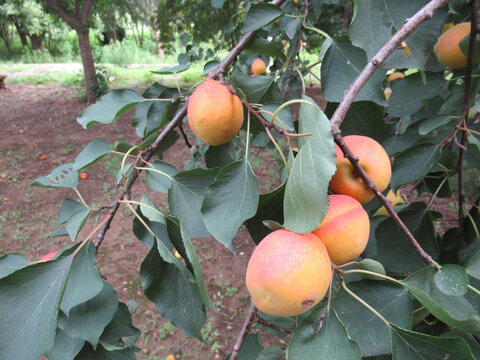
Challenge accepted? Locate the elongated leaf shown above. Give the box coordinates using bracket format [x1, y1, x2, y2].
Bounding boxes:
[44, 328, 84, 360]
[58, 282, 118, 347]
[467, 249, 480, 280]
[231, 73, 282, 104]
[246, 38, 286, 60]
[168, 167, 220, 239]
[202, 160, 259, 251]
[139, 193, 165, 224]
[242, 3, 282, 33]
[434, 264, 469, 296]
[332, 281, 412, 357]
[141, 239, 206, 338]
[321, 36, 387, 105]
[31, 163, 78, 189]
[350, 0, 447, 70]
[99, 303, 140, 344]
[390, 324, 475, 360]
[77, 90, 144, 128]
[391, 143, 442, 190]
[73, 139, 112, 171]
[53, 199, 85, 226]
[258, 347, 285, 360]
[0, 253, 28, 279]
[65, 208, 91, 241]
[403, 267, 480, 335]
[0, 257, 72, 360]
[145, 160, 178, 193]
[287, 307, 361, 359]
[75, 343, 136, 360]
[283, 96, 336, 233]
[61, 240, 104, 315]
[152, 63, 190, 74]
[376, 202, 439, 273]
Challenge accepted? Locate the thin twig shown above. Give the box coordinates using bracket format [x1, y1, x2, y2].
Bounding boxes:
[230, 301, 258, 360]
[255, 315, 293, 334]
[457, 0, 478, 245]
[179, 123, 193, 148]
[329, 0, 449, 268]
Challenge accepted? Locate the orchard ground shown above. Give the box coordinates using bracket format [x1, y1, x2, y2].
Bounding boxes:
[0, 80, 461, 359]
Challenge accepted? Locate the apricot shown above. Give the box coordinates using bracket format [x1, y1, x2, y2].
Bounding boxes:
[187, 79, 244, 146]
[329, 135, 391, 204]
[434, 22, 470, 69]
[313, 195, 370, 265]
[377, 189, 404, 216]
[246, 229, 331, 317]
[251, 58, 266, 75]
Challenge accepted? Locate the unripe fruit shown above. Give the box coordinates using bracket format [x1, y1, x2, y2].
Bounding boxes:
[434, 22, 470, 69]
[377, 190, 404, 216]
[384, 87, 392, 101]
[313, 195, 370, 265]
[329, 135, 391, 204]
[187, 80, 244, 146]
[246, 229, 332, 317]
[251, 58, 266, 75]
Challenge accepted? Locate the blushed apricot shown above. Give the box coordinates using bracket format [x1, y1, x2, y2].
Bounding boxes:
[251, 58, 266, 75]
[434, 22, 470, 69]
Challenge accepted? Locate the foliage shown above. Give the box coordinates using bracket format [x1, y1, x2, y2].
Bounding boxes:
[3, 0, 480, 359]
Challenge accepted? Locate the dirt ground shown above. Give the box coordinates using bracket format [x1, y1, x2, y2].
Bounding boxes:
[0, 83, 285, 359]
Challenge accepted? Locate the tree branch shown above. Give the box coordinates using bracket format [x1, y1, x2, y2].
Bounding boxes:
[457, 0, 479, 245]
[80, 0, 95, 25]
[42, 0, 80, 29]
[329, 0, 450, 268]
[230, 301, 258, 360]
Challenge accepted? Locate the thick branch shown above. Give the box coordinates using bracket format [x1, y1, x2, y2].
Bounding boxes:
[230, 301, 258, 360]
[458, 0, 479, 244]
[80, 0, 94, 25]
[42, 0, 80, 29]
[329, 0, 450, 268]
[330, 0, 451, 134]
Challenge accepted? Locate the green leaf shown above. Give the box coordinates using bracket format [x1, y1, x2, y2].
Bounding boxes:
[151, 63, 190, 74]
[321, 36, 387, 105]
[45, 328, 84, 360]
[73, 139, 112, 171]
[258, 347, 285, 360]
[390, 324, 475, 360]
[442, 329, 480, 359]
[434, 264, 469, 296]
[376, 203, 439, 273]
[287, 307, 361, 359]
[211, 0, 226, 9]
[58, 281, 118, 347]
[77, 90, 144, 128]
[332, 281, 412, 357]
[260, 103, 295, 132]
[391, 143, 442, 190]
[65, 208, 91, 241]
[53, 199, 87, 226]
[403, 267, 480, 335]
[0, 256, 72, 360]
[418, 115, 452, 135]
[325, 101, 388, 142]
[60, 240, 104, 315]
[467, 249, 480, 280]
[246, 38, 286, 60]
[285, 17, 302, 40]
[388, 72, 446, 117]
[231, 73, 282, 104]
[242, 3, 282, 33]
[168, 167, 220, 239]
[75, 343, 136, 360]
[459, 32, 480, 65]
[202, 160, 259, 251]
[145, 160, 178, 193]
[245, 183, 286, 244]
[283, 96, 336, 233]
[202, 60, 220, 75]
[350, 0, 447, 70]
[0, 253, 28, 279]
[226, 334, 264, 360]
[354, 259, 386, 280]
[205, 142, 237, 168]
[99, 303, 140, 345]
[31, 163, 79, 189]
[140, 239, 206, 339]
[138, 193, 165, 224]
[132, 212, 168, 250]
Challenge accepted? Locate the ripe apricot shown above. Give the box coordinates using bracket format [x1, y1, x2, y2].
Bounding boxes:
[187, 80, 244, 146]
[377, 190, 404, 216]
[251, 58, 266, 75]
[246, 229, 332, 317]
[313, 195, 370, 265]
[80, 172, 88, 180]
[329, 135, 391, 204]
[434, 22, 470, 69]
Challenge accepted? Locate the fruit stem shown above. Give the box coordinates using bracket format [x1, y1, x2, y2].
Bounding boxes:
[74, 188, 91, 210]
[121, 146, 140, 179]
[245, 111, 251, 161]
[135, 166, 174, 181]
[338, 269, 403, 286]
[341, 280, 391, 327]
[303, 26, 333, 41]
[426, 176, 448, 211]
[118, 199, 166, 220]
[292, 61, 305, 93]
[265, 126, 290, 176]
[468, 284, 480, 297]
[268, 99, 317, 127]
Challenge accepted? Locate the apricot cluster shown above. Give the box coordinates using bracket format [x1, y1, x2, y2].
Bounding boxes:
[246, 135, 392, 317]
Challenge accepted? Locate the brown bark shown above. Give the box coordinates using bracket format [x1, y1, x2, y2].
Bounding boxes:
[12, 17, 28, 47]
[29, 33, 45, 52]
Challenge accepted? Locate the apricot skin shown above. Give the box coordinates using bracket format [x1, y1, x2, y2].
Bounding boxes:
[434, 22, 470, 70]
[187, 80, 244, 146]
[329, 135, 391, 204]
[246, 229, 332, 317]
[251, 58, 266, 75]
[313, 195, 370, 265]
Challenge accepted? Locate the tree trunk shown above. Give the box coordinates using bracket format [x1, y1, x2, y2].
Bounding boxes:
[29, 34, 45, 52]
[77, 29, 97, 103]
[12, 17, 29, 47]
[0, 27, 12, 55]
